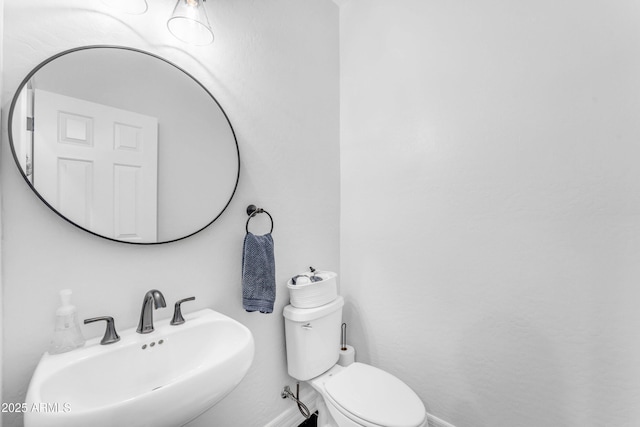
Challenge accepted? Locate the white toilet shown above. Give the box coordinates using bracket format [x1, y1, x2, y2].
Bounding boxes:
[283, 296, 427, 427]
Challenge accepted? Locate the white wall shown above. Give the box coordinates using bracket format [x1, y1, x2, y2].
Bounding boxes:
[1, 1, 339, 426]
[340, 1, 640, 426]
[0, 0, 4, 425]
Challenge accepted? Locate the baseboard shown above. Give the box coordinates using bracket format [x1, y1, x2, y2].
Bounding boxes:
[264, 392, 456, 427]
[427, 413, 457, 427]
[264, 389, 318, 427]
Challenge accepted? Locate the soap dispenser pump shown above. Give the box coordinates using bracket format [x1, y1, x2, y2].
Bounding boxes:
[48, 289, 85, 355]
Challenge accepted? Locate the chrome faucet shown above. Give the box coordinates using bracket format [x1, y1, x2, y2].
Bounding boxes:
[137, 289, 166, 334]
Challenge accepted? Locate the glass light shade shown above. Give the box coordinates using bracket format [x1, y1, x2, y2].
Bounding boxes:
[100, 0, 148, 15]
[168, 0, 214, 46]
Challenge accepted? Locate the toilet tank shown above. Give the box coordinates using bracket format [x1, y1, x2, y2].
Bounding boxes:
[283, 296, 344, 381]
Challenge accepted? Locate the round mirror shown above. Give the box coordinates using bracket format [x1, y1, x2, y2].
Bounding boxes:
[8, 46, 240, 244]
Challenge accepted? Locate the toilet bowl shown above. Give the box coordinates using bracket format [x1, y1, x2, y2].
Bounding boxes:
[283, 296, 426, 427]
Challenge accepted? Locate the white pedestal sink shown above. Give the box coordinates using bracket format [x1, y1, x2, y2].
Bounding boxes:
[24, 309, 255, 427]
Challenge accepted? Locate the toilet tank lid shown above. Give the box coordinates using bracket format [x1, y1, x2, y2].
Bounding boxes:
[325, 363, 426, 427]
[283, 296, 344, 322]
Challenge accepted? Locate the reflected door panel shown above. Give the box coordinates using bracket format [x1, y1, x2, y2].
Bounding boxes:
[9, 46, 240, 244]
[34, 89, 159, 242]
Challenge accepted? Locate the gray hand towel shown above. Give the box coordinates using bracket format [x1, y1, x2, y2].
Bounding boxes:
[242, 232, 276, 313]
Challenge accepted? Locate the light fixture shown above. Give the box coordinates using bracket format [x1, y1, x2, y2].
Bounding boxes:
[167, 0, 214, 46]
[100, 0, 148, 15]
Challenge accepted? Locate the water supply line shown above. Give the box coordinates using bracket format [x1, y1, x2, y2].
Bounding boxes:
[281, 383, 311, 419]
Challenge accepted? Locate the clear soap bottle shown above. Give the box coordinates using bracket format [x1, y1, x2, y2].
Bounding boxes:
[48, 289, 85, 355]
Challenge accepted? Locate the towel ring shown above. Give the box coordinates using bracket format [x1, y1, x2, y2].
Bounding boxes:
[246, 205, 274, 234]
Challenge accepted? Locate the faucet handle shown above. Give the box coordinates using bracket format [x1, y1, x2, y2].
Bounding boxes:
[84, 316, 121, 345]
[171, 297, 196, 325]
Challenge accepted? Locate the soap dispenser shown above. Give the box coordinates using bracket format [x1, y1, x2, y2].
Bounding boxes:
[48, 289, 86, 355]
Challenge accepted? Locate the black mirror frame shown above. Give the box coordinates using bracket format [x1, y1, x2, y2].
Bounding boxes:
[7, 45, 240, 245]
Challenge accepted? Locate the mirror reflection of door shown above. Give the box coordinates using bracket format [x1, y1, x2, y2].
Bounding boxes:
[9, 47, 240, 244]
[33, 89, 159, 242]
[12, 85, 34, 182]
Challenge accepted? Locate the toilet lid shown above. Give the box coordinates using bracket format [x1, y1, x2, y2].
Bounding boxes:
[324, 363, 425, 427]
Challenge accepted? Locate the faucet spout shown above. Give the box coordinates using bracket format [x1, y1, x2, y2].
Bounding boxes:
[137, 289, 166, 334]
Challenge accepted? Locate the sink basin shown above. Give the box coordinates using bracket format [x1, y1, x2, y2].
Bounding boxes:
[24, 309, 255, 427]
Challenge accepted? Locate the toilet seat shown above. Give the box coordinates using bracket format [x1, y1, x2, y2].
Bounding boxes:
[323, 363, 426, 427]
